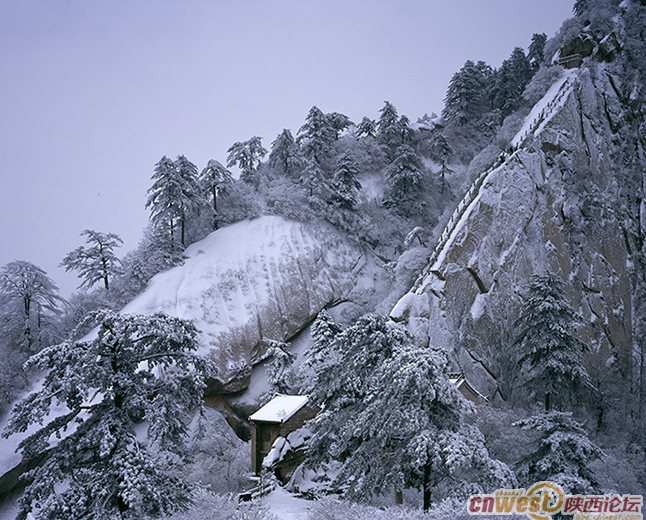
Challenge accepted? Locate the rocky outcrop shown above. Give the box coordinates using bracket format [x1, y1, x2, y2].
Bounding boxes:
[557, 29, 619, 69]
[392, 66, 638, 401]
[122, 216, 379, 392]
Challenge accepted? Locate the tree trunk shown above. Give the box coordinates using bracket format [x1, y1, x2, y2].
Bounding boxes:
[169, 218, 175, 251]
[545, 391, 551, 412]
[440, 162, 445, 194]
[23, 295, 32, 351]
[394, 485, 403, 506]
[102, 257, 110, 290]
[212, 186, 219, 230]
[423, 463, 432, 511]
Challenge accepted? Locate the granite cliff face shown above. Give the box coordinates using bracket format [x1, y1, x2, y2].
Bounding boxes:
[122, 216, 383, 393]
[392, 64, 641, 401]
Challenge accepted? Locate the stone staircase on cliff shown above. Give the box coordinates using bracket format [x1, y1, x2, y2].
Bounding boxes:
[412, 71, 577, 293]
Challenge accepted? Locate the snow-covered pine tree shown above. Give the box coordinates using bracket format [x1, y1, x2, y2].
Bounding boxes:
[308, 315, 406, 462]
[513, 272, 591, 412]
[383, 145, 425, 217]
[0, 260, 64, 355]
[297, 106, 338, 167]
[61, 229, 123, 291]
[398, 115, 413, 146]
[356, 116, 377, 138]
[377, 348, 515, 509]
[146, 156, 179, 246]
[307, 314, 514, 510]
[528, 33, 548, 72]
[199, 159, 233, 230]
[331, 151, 362, 210]
[300, 310, 342, 392]
[268, 129, 304, 177]
[442, 60, 493, 127]
[300, 160, 335, 212]
[326, 111, 352, 137]
[226, 136, 268, 186]
[0, 261, 64, 412]
[429, 132, 454, 193]
[493, 47, 533, 118]
[514, 412, 602, 494]
[173, 155, 203, 246]
[377, 101, 401, 159]
[3, 310, 212, 520]
[146, 155, 201, 250]
[263, 340, 296, 398]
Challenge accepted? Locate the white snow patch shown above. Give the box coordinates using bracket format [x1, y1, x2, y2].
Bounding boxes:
[286, 427, 310, 449]
[263, 486, 313, 520]
[470, 293, 487, 321]
[390, 291, 429, 320]
[499, 234, 520, 267]
[263, 436, 288, 468]
[262, 428, 311, 470]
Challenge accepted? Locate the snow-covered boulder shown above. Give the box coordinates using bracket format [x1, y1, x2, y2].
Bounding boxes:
[122, 216, 370, 392]
[263, 427, 312, 471]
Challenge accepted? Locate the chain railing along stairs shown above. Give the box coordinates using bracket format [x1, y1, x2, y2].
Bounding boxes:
[411, 73, 576, 293]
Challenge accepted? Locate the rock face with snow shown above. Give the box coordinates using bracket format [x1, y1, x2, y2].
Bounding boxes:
[392, 65, 638, 399]
[123, 216, 373, 392]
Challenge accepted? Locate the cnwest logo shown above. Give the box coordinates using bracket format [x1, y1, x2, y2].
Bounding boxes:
[467, 481, 643, 520]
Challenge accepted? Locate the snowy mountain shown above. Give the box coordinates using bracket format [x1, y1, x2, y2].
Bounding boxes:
[4, 1, 646, 515]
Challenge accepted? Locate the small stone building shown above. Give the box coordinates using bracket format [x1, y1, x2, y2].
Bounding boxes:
[448, 372, 488, 405]
[249, 395, 318, 475]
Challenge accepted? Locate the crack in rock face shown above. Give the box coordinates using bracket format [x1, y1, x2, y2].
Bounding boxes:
[392, 68, 635, 399]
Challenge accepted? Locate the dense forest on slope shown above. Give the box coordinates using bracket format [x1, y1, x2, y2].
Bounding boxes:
[2, 0, 646, 518]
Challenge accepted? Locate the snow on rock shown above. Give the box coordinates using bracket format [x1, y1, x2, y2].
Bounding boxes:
[510, 69, 577, 149]
[392, 67, 633, 398]
[286, 427, 310, 449]
[262, 427, 312, 470]
[263, 436, 288, 469]
[122, 216, 367, 391]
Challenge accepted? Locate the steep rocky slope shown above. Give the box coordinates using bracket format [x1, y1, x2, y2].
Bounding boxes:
[392, 63, 640, 402]
[122, 215, 385, 392]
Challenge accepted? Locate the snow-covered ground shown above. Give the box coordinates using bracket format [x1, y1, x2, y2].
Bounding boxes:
[263, 487, 314, 520]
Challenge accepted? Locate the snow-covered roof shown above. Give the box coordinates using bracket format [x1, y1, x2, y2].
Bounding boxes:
[249, 395, 309, 423]
[448, 373, 464, 386]
[448, 372, 488, 403]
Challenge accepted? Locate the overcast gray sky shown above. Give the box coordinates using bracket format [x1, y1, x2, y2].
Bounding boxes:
[0, 0, 574, 297]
